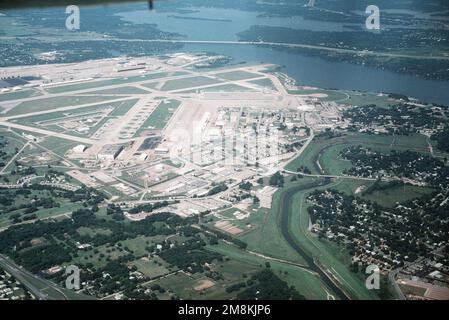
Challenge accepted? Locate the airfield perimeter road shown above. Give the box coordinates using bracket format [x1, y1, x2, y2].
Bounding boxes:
[0, 254, 69, 300]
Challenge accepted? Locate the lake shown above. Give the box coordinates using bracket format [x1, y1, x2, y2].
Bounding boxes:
[2, 2, 449, 105]
[115, 5, 449, 105]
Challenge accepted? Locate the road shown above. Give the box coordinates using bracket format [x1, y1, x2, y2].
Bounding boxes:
[134, 39, 449, 61]
[0, 121, 96, 144]
[5, 36, 448, 61]
[284, 169, 380, 181]
[0, 141, 29, 174]
[0, 254, 69, 300]
[389, 268, 406, 300]
[245, 249, 315, 275]
[283, 128, 315, 169]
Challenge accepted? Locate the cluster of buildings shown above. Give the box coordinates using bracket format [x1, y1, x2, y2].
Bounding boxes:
[397, 260, 449, 300]
[0, 269, 32, 300]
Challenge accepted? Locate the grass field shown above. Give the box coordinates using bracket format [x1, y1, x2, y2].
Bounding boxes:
[177, 83, 256, 94]
[148, 271, 221, 299]
[318, 177, 435, 207]
[87, 86, 151, 95]
[242, 147, 382, 300]
[238, 179, 319, 266]
[135, 99, 181, 135]
[6, 95, 121, 116]
[339, 91, 396, 108]
[0, 129, 27, 161]
[291, 88, 349, 102]
[247, 78, 277, 90]
[0, 198, 81, 229]
[286, 179, 380, 300]
[147, 252, 263, 300]
[108, 99, 139, 116]
[77, 226, 112, 237]
[119, 235, 168, 257]
[160, 76, 223, 91]
[129, 256, 171, 278]
[72, 243, 129, 269]
[15, 99, 138, 126]
[285, 133, 431, 175]
[215, 70, 261, 81]
[37, 136, 82, 157]
[44, 72, 185, 94]
[281, 131, 435, 299]
[0, 89, 41, 102]
[211, 207, 252, 230]
[206, 242, 329, 300]
[359, 184, 435, 208]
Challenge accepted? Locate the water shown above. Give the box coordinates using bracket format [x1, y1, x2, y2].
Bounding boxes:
[116, 7, 358, 41]
[116, 6, 449, 105]
[182, 43, 449, 105]
[3, 3, 449, 105]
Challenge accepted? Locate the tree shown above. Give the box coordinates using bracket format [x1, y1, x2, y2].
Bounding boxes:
[269, 172, 284, 187]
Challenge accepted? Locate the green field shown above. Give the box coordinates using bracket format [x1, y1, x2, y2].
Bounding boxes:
[177, 83, 256, 94]
[6, 95, 121, 116]
[147, 253, 262, 300]
[207, 242, 328, 300]
[135, 99, 181, 135]
[160, 76, 223, 91]
[238, 180, 317, 266]
[15, 99, 138, 132]
[247, 78, 277, 90]
[119, 235, 168, 257]
[147, 271, 219, 299]
[359, 184, 435, 208]
[285, 133, 431, 175]
[77, 226, 112, 237]
[129, 257, 171, 278]
[0, 89, 40, 102]
[72, 243, 128, 269]
[250, 141, 421, 300]
[215, 70, 261, 81]
[339, 91, 396, 108]
[0, 197, 71, 228]
[286, 179, 380, 300]
[289, 88, 349, 102]
[37, 136, 82, 156]
[107, 99, 139, 116]
[44, 72, 186, 94]
[88, 86, 151, 95]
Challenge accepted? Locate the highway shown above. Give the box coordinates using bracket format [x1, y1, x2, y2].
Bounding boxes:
[4, 36, 448, 61]
[0, 254, 69, 300]
[132, 39, 449, 61]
